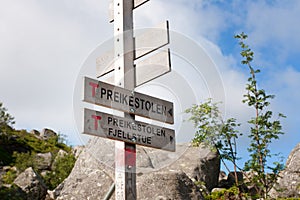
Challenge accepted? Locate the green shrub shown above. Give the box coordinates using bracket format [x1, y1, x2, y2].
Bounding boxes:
[205, 186, 249, 200]
[2, 169, 17, 184]
[13, 152, 36, 172]
[44, 153, 76, 190]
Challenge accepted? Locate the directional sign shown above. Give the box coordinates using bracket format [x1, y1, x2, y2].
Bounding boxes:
[83, 108, 175, 151]
[84, 77, 174, 124]
[135, 49, 171, 86]
[96, 21, 170, 78]
[109, 0, 150, 22]
[96, 49, 114, 78]
[135, 21, 169, 59]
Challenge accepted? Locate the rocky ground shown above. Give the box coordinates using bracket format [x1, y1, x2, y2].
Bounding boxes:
[1, 129, 299, 199]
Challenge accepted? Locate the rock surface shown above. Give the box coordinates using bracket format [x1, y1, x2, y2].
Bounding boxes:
[137, 171, 204, 200]
[13, 167, 47, 200]
[269, 143, 300, 198]
[40, 128, 57, 140]
[35, 152, 52, 170]
[55, 138, 220, 199]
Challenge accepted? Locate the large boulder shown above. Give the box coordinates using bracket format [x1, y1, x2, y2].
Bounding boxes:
[13, 167, 47, 200]
[269, 143, 300, 198]
[137, 171, 204, 200]
[55, 137, 220, 199]
[55, 139, 115, 200]
[35, 152, 52, 170]
[40, 128, 57, 140]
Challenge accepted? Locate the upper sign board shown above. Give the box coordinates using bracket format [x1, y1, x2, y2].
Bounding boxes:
[135, 49, 171, 86]
[135, 21, 169, 59]
[83, 108, 175, 151]
[109, 0, 150, 22]
[96, 21, 170, 78]
[83, 77, 174, 124]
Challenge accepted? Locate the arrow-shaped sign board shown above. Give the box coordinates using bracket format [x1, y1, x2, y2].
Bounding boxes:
[83, 108, 175, 151]
[84, 77, 174, 124]
[135, 49, 171, 87]
[96, 21, 169, 78]
[135, 21, 169, 60]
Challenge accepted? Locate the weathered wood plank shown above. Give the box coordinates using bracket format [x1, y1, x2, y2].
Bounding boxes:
[135, 49, 171, 86]
[83, 108, 175, 151]
[135, 21, 169, 59]
[83, 77, 174, 124]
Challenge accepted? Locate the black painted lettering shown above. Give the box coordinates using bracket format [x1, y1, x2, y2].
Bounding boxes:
[146, 126, 151, 134]
[113, 118, 118, 126]
[119, 119, 124, 128]
[114, 91, 119, 102]
[129, 96, 134, 107]
[151, 102, 155, 113]
[121, 93, 128, 105]
[107, 117, 113, 125]
[117, 130, 122, 138]
[147, 137, 151, 144]
[161, 129, 166, 137]
[142, 136, 147, 143]
[157, 104, 162, 115]
[108, 128, 113, 135]
[101, 88, 106, 98]
[113, 129, 117, 137]
[145, 101, 151, 111]
[162, 106, 167, 116]
[107, 89, 113, 100]
[123, 121, 129, 129]
[140, 99, 145, 109]
[132, 123, 137, 131]
[135, 97, 140, 109]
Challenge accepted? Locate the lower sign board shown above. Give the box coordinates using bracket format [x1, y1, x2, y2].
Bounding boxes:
[84, 76, 174, 124]
[83, 108, 175, 152]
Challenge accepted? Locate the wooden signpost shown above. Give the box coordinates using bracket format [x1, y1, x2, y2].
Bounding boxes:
[82, 0, 174, 199]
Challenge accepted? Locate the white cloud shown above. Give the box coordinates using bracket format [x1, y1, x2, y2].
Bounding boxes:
[0, 0, 110, 141]
[134, 0, 228, 41]
[244, 0, 300, 59]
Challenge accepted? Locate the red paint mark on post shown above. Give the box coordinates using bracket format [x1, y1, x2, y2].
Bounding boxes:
[89, 82, 99, 97]
[125, 146, 136, 167]
[92, 115, 102, 130]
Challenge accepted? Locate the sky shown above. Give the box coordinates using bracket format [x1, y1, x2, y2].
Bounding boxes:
[1, 0, 300, 169]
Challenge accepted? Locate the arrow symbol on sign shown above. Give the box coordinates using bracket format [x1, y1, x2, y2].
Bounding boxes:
[170, 136, 174, 143]
[168, 108, 173, 117]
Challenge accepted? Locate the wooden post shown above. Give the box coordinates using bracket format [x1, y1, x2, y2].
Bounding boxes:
[113, 0, 136, 199]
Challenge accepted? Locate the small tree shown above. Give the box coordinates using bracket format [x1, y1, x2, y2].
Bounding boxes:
[186, 99, 241, 186]
[235, 32, 285, 198]
[0, 102, 15, 129]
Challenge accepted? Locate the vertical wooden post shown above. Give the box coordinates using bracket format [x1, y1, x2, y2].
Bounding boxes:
[113, 0, 136, 199]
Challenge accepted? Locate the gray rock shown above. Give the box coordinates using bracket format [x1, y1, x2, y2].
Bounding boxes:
[72, 145, 84, 158]
[13, 167, 47, 200]
[30, 129, 41, 137]
[269, 143, 300, 198]
[56, 138, 219, 199]
[145, 143, 220, 191]
[40, 128, 57, 140]
[35, 152, 52, 170]
[137, 171, 204, 200]
[55, 139, 115, 199]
